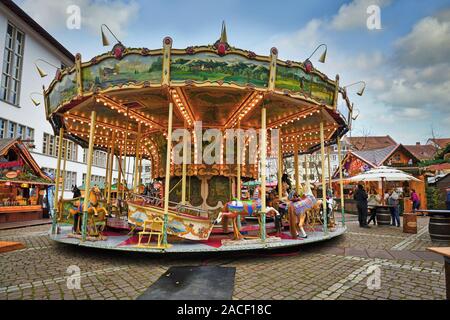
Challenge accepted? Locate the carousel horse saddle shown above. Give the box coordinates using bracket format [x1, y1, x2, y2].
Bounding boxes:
[290, 195, 317, 216]
[227, 199, 261, 217]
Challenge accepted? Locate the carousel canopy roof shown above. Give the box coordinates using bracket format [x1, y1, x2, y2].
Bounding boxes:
[42, 24, 354, 178]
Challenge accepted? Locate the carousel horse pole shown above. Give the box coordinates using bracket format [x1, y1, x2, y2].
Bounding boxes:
[69, 186, 107, 235]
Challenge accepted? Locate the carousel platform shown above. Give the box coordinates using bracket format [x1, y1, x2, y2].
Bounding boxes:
[49, 223, 346, 253]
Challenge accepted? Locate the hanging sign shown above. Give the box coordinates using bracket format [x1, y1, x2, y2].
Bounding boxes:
[0, 159, 24, 169]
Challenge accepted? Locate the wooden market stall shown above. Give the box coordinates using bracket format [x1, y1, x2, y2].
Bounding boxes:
[0, 139, 53, 223]
[331, 143, 428, 214]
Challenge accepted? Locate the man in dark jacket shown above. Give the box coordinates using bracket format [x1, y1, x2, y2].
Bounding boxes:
[354, 184, 370, 228]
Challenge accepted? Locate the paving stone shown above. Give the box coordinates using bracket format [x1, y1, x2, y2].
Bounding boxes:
[366, 249, 394, 260]
[411, 251, 444, 263]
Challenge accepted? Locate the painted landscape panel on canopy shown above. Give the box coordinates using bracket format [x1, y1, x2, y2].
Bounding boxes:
[275, 65, 335, 105]
[47, 71, 77, 115]
[82, 54, 163, 92]
[170, 53, 270, 88]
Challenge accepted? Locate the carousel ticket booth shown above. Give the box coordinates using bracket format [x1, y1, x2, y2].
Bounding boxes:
[0, 139, 53, 224]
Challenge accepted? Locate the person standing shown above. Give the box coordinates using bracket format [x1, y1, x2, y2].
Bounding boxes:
[354, 184, 370, 228]
[388, 189, 401, 227]
[410, 189, 420, 212]
[367, 189, 381, 226]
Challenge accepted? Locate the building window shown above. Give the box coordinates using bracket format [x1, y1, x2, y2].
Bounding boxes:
[83, 149, 107, 168]
[0, 118, 34, 143]
[1, 22, 25, 105]
[82, 174, 105, 186]
[63, 171, 77, 190]
[0, 118, 5, 137]
[7, 121, 15, 138]
[43, 133, 78, 161]
[41, 168, 76, 191]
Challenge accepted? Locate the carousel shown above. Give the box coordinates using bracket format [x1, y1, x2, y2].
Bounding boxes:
[42, 23, 356, 253]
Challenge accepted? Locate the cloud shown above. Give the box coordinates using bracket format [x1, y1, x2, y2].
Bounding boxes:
[374, 11, 450, 115]
[19, 0, 139, 38]
[394, 10, 450, 67]
[330, 0, 391, 30]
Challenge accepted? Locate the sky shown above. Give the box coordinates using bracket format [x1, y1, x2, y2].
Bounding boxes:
[15, 0, 450, 144]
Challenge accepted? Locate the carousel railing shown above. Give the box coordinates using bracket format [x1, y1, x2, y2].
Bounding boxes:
[129, 193, 219, 221]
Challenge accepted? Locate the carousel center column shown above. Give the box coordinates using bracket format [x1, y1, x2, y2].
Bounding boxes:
[81, 111, 97, 241]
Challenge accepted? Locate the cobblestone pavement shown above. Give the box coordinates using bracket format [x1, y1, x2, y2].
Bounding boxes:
[0, 216, 447, 300]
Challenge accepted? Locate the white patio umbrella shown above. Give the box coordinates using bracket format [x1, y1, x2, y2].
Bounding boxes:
[346, 166, 421, 205]
[346, 166, 421, 182]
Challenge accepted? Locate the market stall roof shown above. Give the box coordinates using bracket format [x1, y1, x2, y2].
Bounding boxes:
[0, 138, 53, 185]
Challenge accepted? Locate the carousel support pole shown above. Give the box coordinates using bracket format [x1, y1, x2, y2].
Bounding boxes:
[236, 122, 242, 229]
[337, 137, 345, 226]
[181, 126, 188, 205]
[106, 131, 116, 207]
[117, 146, 122, 199]
[60, 140, 67, 202]
[327, 146, 332, 190]
[104, 141, 111, 199]
[320, 121, 328, 234]
[133, 123, 142, 192]
[52, 127, 64, 234]
[122, 117, 129, 199]
[305, 154, 310, 193]
[82, 111, 97, 241]
[138, 152, 143, 189]
[294, 143, 300, 194]
[260, 106, 267, 241]
[162, 103, 174, 247]
[278, 132, 283, 199]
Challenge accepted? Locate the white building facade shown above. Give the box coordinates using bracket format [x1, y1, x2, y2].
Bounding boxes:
[0, 1, 136, 198]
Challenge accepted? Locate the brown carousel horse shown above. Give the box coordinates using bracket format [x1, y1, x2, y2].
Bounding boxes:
[69, 186, 108, 235]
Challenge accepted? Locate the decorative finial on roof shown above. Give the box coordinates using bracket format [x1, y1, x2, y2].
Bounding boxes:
[214, 21, 230, 56]
[220, 21, 228, 44]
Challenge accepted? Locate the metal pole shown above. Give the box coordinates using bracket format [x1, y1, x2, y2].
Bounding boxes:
[117, 145, 122, 199]
[104, 140, 110, 199]
[52, 127, 64, 234]
[294, 143, 299, 194]
[327, 146, 332, 190]
[82, 111, 97, 241]
[305, 154, 310, 193]
[181, 126, 188, 204]
[260, 106, 267, 241]
[60, 140, 67, 203]
[278, 132, 283, 199]
[162, 103, 174, 246]
[337, 137, 345, 226]
[237, 122, 241, 199]
[106, 131, 115, 206]
[122, 119, 128, 199]
[236, 122, 242, 229]
[320, 121, 328, 234]
[133, 123, 142, 192]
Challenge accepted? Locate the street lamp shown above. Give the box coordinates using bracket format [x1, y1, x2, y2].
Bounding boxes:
[303, 44, 327, 73]
[344, 81, 366, 96]
[30, 92, 43, 107]
[101, 24, 123, 46]
[34, 59, 61, 78]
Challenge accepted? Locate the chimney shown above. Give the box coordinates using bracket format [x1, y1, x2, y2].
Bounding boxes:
[416, 142, 420, 145]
